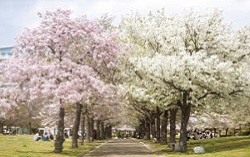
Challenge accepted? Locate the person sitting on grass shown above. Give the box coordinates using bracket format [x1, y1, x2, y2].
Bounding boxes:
[42, 132, 49, 141]
[49, 133, 54, 141]
[33, 132, 41, 141]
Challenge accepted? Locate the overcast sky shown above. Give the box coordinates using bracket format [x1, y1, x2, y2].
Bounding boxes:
[1, 0, 250, 47]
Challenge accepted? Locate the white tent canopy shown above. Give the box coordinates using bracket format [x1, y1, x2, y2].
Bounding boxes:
[114, 125, 136, 131]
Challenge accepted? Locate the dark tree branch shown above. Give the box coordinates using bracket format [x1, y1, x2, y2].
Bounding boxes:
[198, 91, 221, 100]
[48, 45, 56, 54]
[229, 90, 244, 95]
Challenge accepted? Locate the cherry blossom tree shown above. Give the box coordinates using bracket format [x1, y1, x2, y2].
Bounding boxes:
[2, 9, 121, 152]
[120, 9, 250, 152]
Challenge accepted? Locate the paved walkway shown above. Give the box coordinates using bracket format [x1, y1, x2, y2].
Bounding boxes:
[81, 138, 163, 157]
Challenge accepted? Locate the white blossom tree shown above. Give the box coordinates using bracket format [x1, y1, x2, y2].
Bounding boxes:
[120, 9, 250, 152]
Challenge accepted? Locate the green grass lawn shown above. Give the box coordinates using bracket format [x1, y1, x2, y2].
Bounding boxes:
[0, 134, 101, 157]
[1, 134, 250, 157]
[144, 136, 250, 157]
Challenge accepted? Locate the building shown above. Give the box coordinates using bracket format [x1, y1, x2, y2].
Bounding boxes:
[0, 47, 13, 61]
[0, 47, 13, 134]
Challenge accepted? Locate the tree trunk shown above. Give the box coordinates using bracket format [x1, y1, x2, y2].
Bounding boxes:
[80, 111, 85, 145]
[139, 119, 145, 138]
[28, 122, 31, 135]
[179, 92, 191, 152]
[86, 112, 91, 142]
[0, 120, 3, 134]
[100, 121, 105, 139]
[96, 120, 101, 140]
[72, 102, 82, 148]
[225, 128, 229, 136]
[219, 130, 221, 137]
[145, 117, 151, 140]
[90, 117, 94, 141]
[105, 124, 108, 138]
[54, 107, 65, 153]
[160, 110, 168, 145]
[109, 125, 112, 138]
[150, 114, 156, 139]
[105, 124, 112, 138]
[170, 107, 178, 145]
[156, 106, 161, 142]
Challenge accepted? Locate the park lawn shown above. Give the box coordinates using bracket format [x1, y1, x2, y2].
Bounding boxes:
[145, 136, 250, 157]
[0, 134, 101, 157]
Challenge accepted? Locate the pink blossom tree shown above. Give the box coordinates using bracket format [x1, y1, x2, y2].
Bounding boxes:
[2, 9, 121, 152]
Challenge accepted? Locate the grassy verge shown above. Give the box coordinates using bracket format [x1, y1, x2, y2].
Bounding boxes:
[143, 136, 250, 157]
[0, 134, 101, 157]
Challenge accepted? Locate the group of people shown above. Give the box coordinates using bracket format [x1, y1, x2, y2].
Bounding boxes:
[187, 129, 215, 141]
[33, 131, 54, 141]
